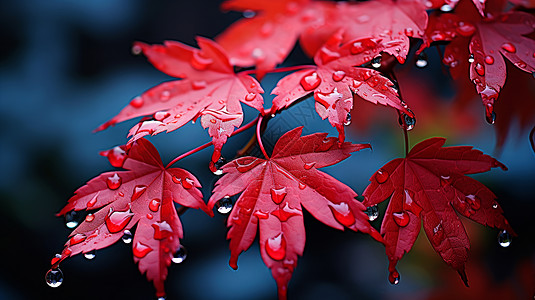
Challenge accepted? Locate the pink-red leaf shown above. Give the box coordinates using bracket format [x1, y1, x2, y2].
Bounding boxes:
[469, 12, 535, 122]
[209, 127, 381, 299]
[363, 137, 515, 285]
[272, 34, 414, 142]
[54, 139, 211, 298]
[96, 37, 264, 169]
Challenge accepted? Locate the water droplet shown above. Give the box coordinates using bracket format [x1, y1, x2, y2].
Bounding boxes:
[371, 56, 381, 68]
[497, 230, 512, 247]
[265, 233, 286, 260]
[64, 210, 80, 229]
[332, 70, 346, 82]
[243, 9, 255, 18]
[147, 213, 153, 219]
[475, 63, 485, 76]
[393, 211, 410, 227]
[87, 194, 98, 208]
[190, 51, 213, 71]
[105, 208, 134, 233]
[298, 182, 306, 190]
[160, 90, 171, 101]
[45, 268, 64, 288]
[492, 203, 498, 209]
[84, 250, 96, 260]
[152, 221, 173, 240]
[149, 198, 161, 212]
[130, 96, 144, 108]
[440, 4, 453, 12]
[245, 92, 256, 101]
[252, 48, 265, 61]
[403, 190, 422, 216]
[271, 202, 301, 222]
[69, 233, 86, 246]
[304, 162, 316, 170]
[375, 170, 389, 184]
[456, 22, 476, 37]
[132, 185, 147, 201]
[485, 55, 494, 65]
[122, 230, 133, 244]
[350, 39, 376, 55]
[270, 187, 287, 204]
[404, 28, 414, 37]
[216, 197, 233, 214]
[344, 113, 352, 126]
[172, 245, 188, 263]
[260, 22, 273, 37]
[104, 146, 126, 168]
[106, 173, 122, 190]
[82, 213, 93, 223]
[415, 52, 428, 68]
[329, 202, 356, 226]
[468, 53, 475, 63]
[182, 177, 194, 189]
[236, 157, 261, 173]
[398, 113, 416, 130]
[501, 42, 516, 53]
[254, 209, 269, 219]
[300, 71, 321, 91]
[51, 253, 62, 266]
[212, 156, 227, 176]
[388, 270, 400, 285]
[131, 44, 142, 55]
[366, 205, 379, 221]
[133, 241, 153, 258]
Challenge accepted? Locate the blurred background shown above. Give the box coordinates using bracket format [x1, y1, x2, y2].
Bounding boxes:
[0, 0, 533, 299]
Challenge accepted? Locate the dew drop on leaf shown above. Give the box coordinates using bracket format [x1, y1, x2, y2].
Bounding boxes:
[64, 210, 80, 229]
[122, 230, 133, 244]
[132, 185, 147, 201]
[106, 173, 122, 190]
[440, 4, 453, 12]
[265, 233, 286, 261]
[501, 43, 516, 53]
[212, 156, 227, 176]
[375, 169, 389, 184]
[242, 9, 255, 18]
[182, 177, 195, 189]
[468, 53, 475, 63]
[106, 146, 126, 168]
[300, 72, 321, 91]
[498, 230, 512, 247]
[133, 242, 153, 258]
[492, 203, 498, 209]
[86, 194, 98, 208]
[69, 233, 86, 246]
[45, 268, 64, 288]
[216, 197, 233, 214]
[393, 211, 410, 227]
[131, 44, 142, 55]
[344, 113, 352, 126]
[149, 198, 161, 212]
[371, 56, 381, 68]
[398, 113, 416, 130]
[485, 55, 494, 65]
[172, 245, 188, 264]
[388, 269, 400, 285]
[366, 205, 379, 221]
[105, 208, 133, 233]
[415, 52, 428, 68]
[329, 202, 356, 226]
[332, 70, 346, 82]
[304, 162, 316, 170]
[84, 250, 96, 260]
[85, 213, 94, 222]
[270, 187, 287, 204]
[129, 96, 144, 108]
[475, 63, 485, 76]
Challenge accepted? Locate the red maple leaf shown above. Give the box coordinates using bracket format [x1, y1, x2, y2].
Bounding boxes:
[95, 37, 264, 171]
[299, 0, 428, 62]
[469, 11, 535, 123]
[216, 0, 320, 79]
[208, 127, 382, 299]
[272, 33, 414, 142]
[53, 138, 211, 298]
[362, 137, 515, 285]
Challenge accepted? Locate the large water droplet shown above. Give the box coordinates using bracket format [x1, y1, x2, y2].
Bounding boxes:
[393, 211, 410, 227]
[329, 202, 356, 226]
[69, 233, 86, 246]
[105, 146, 126, 168]
[270, 187, 287, 204]
[216, 197, 233, 214]
[415, 52, 428, 68]
[172, 245, 188, 263]
[152, 221, 173, 240]
[497, 230, 512, 247]
[105, 208, 133, 233]
[64, 210, 80, 229]
[366, 205, 379, 221]
[133, 242, 153, 258]
[122, 230, 133, 244]
[106, 173, 122, 190]
[475, 63, 485, 76]
[271, 202, 301, 222]
[45, 268, 64, 288]
[130, 96, 144, 108]
[388, 270, 400, 285]
[332, 70, 346, 82]
[371, 56, 381, 68]
[212, 156, 227, 176]
[501, 43, 516, 53]
[265, 233, 286, 261]
[132, 185, 147, 201]
[182, 177, 194, 189]
[486, 110, 496, 125]
[485, 55, 494, 65]
[398, 113, 416, 130]
[84, 250, 96, 260]
[375, 169, 389, 184]
[300, 72, 321, 91]
[149, 198, 161, 212]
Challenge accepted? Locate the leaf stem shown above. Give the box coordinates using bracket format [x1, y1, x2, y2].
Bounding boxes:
[257, 115, 270, 159]
[165, 115, 260, 168]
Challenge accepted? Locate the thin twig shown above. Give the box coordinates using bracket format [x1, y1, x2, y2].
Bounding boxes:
[257, 115, 270, 159]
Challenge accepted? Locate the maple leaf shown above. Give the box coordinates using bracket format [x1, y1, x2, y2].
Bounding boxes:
[208, 127, 382, 299]
[299, 0, 428, 62]
[95, 37, 264, 171]
[469, 11, 535, 123]
[362, 137, 515, 285]
[272, 33, 414, 142]
[53, 138, 212, 298]
[216, 0, 320, 79]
